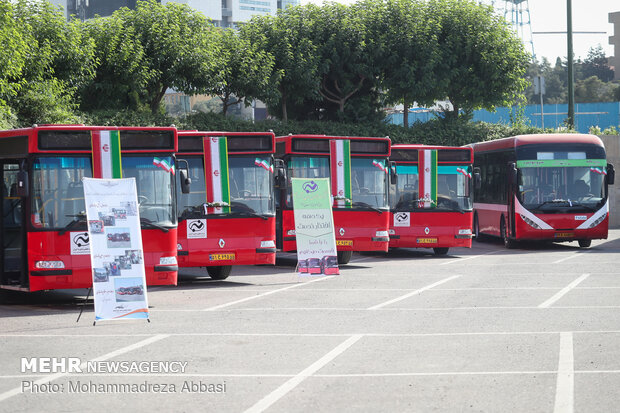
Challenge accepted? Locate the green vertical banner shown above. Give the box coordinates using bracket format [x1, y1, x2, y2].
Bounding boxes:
[330, 140, 352, 208]
[418, 149, 437, 208]
[291, 178, 339, 276]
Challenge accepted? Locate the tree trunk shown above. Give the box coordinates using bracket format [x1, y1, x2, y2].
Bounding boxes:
[150, 84, 168, 114]
[281, 91, 288, 122]
[403, 101, 410, 128]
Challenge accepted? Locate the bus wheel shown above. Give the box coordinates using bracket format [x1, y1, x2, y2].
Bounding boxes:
[337, 251, 353, 265]
[433, 248, 449, 255]
[578, 239, 592, 248]
[473, 213, 481, 240]
[207, 266, 232, 280]
[500, 218, 515, 249]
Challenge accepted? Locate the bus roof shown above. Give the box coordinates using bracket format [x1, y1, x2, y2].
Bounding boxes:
[391, 144, 473, 164]
[177, 131, 275, 155]
[470, 134, 605, 153]
[276, 134, 391, 157]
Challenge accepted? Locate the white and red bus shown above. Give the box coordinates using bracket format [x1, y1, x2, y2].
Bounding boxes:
[175, 131, 276, 280]
[0, 125, 179, 291]
[471, 134, 615, 248]
[388, 144, 475, 255]
[275, 134, 394, 264]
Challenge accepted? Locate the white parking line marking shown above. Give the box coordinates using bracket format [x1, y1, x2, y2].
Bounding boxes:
[368, 274, 463, 310]
[0, 334, 169, 402]
[553, 251, 592, 264]
[244, 334, 362, 413]
[438, 250, 501, 265]
[553, 332, 574, 413]
[539, 274, 591, 308]
[202, 276, 335, 311]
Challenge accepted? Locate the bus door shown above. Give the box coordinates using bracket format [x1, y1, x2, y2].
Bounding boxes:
[507, 161, 518, 237]
[1, 160, 27, 287]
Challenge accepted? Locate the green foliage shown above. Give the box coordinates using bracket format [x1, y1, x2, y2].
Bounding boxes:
[199, 28, 275, 116]
[589, 125, 619, 136]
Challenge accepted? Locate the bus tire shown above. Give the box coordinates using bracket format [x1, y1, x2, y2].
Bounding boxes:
[500, 218, 516, 249]
[337, 251, 353, 265]
[207, 265, 232, 280]
[433, 247, 449, 255]
[578, 239, 591, 248]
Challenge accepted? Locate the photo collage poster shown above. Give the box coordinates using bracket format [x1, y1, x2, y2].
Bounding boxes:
[83, 177, 149, 321]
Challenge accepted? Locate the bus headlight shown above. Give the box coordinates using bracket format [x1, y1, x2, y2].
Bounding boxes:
[587, 214, 606, 228]
[458, 229, 472, 235]
[260, 240, 276, 248]
[159, 256, 177, 265]
[34, 260, 65, 269]
[375, 230, 389, 237]
[520, 214, 541, 230]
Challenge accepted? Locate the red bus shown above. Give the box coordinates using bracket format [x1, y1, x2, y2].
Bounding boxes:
[0, 125, 179, 291]
[175, 131, 276, 280]
[471, 134, 615, 248]
[275, 135, 394, 264]
[388, 145, 475, 255]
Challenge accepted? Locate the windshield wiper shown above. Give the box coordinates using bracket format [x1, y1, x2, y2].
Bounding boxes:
[60, 213, 87, 235]
[534, 199, 573, 209]
[232, 211, 270, 221]
[351, 201, 385, 214]
[568, 203, 596, 212]
[140, 217, 169, 232]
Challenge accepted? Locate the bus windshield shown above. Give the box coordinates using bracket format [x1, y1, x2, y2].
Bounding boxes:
[177, 155, 274, 219]
[390, 165, 473, 212]
[31, 156, 176, 230]
[286, 156, 388, 209]
[122, 156, 176, 227]
[517, 164, 606, 212]
[351, 158, 388, 209]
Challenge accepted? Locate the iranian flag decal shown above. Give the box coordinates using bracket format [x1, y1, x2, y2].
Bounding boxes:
[203, 136, 231, 214]
[91, 130, 122, 179]
[330, 139, 352, 208]
[418, 149, 437, 208]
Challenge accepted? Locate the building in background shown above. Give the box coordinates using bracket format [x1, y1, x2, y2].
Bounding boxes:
[610, 11, 620, 81]
[53, 0, 299, 26]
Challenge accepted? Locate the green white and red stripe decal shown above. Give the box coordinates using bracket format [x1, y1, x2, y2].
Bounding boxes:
[330, 139, 352, 208]
[91, 130, 122, 179]
[204, 136, 231, 214]
[418, 149, 437, 208]
[153, 157, 175, 174]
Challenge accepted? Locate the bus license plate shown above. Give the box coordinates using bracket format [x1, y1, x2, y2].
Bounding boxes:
[417, 237, 438, 244]
[209, 253, 235, 261]
[336, 240, 353, 246]
[554, 232, 574, 239]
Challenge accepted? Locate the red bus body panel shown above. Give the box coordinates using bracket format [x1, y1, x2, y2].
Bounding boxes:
[389, 212, 473, 249]
[177, 217, 276, 267]
[282, 209, 390, 252]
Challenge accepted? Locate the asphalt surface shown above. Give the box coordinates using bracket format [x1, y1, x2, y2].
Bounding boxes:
[1, 231, 620, 412]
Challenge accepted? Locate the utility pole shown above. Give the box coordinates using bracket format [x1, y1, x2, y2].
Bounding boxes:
[566, 0, 575, 129]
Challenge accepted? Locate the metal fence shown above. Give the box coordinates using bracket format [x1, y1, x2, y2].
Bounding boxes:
[386, 101, 620, 134]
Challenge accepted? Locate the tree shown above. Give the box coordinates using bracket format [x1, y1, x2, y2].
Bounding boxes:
[0, 1, 28, 126]
[581, 45, 614, 82]
[92, 0, 224, 114]
[575, 76, 618, 103]
[200, 28, 275, 116]
[373, 0, 442, 128]
[3, 0, 97, 125]
[434, 0, 530, 118]
[240, 8, 321, 122]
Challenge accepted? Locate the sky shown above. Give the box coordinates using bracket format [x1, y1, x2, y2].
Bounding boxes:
[300, 0, 620, 63]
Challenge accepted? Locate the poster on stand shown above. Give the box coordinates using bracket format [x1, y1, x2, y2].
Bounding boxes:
[83, 177, 149, 321]
[291, 178, 339, 276]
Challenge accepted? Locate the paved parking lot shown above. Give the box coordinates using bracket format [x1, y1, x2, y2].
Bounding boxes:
[1, 230, 620, 412]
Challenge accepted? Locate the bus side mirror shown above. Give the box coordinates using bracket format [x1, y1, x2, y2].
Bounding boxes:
[177, 159, 191, 194]
[274, 159, 286, 188]
[509, 162, 517, 184]
[473, 167, 481, 190]
[16, 170, 29, 197]
[389, 161, 397, 185]
[607, 163, 615, 185]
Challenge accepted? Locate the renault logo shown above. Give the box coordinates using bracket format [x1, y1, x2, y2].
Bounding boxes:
[424, 227, 430, 235]
[339, 228, 345, 236]
[219, 239, 225, 248]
